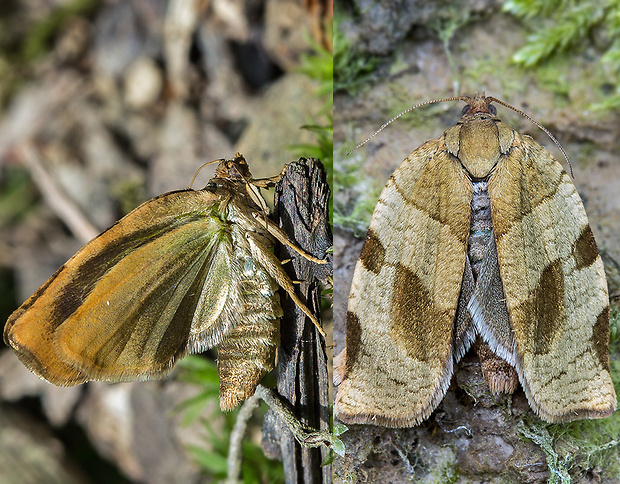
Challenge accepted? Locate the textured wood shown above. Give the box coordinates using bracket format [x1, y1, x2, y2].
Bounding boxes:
[263, 158, 332, 484]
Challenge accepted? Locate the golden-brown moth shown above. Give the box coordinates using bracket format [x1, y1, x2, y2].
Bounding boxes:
[4, 153, 324, 411]
[335, 94, 617, 427]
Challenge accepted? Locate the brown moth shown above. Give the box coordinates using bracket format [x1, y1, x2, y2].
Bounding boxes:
[335, 94, 617, 427]
[4, 153, 324, 411]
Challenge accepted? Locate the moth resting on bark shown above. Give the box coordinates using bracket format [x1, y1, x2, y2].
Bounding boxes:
[4, 153, 325, 411]
[335, 95, 617, 427]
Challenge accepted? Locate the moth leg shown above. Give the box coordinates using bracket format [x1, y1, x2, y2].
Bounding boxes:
[245, 232, 326, 337]
[251, 168, 287, 188]
[245, 182, 271, 216]
[250, 212, 327, 264]
[242, 169, 287, 215]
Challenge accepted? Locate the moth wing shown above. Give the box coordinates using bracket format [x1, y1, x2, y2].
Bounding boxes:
[487, 133, 616, 421]
[336, 139, 473, 427]
[4, 189, 234, 385]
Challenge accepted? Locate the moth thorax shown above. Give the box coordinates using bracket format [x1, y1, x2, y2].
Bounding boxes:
[456, 120, 501, 178]
[467, 180, 492, 280]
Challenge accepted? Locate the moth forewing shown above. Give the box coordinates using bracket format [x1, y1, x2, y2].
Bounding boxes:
[5, 188, 227, 386]
[336, 95, 616, 427]
[335, 143, 471, 428]
[486, 135, 615, 422]
[4, 153, 321, 411]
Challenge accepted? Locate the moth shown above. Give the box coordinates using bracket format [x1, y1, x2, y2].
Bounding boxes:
[335, 94, 617, 427]
[4, 153, 325, 411]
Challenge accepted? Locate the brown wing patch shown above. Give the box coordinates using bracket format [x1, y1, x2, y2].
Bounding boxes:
[530, 259, 565, 355]
[344, 311, 362, 377]
[390, 263, 447, 362]
[573, 225, 599, 270]
[591, 306, 611, 371]
[358, 228, 386, 274]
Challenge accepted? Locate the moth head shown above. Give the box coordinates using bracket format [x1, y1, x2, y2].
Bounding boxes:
[214, 152, 254, 182]
[190, 152, 255, 192]
[459, 93, 498, 117]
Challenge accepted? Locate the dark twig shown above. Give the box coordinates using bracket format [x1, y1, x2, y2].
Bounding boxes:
[263, 158, 332, 484]
[226, 393, 261, 484]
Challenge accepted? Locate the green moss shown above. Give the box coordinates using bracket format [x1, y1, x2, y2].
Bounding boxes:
[503, 0, 620, 113]
[435, 462, 458, 484]
[518, 403, 620, 483]
[504, 1, 602, 67]
[334, 148, 383, 235]
[425, 447, 459, 484]
[517, 420, 572, 484]
[560, 418, 620, 479]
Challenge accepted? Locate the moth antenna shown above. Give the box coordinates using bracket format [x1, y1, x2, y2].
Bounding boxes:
[350, 94, 574, 179]
[486, 96, 574, 178]
[189, 158, 223, 189]
[347, 96, 464, 155]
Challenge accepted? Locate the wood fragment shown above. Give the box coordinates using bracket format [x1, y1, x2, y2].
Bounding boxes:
[263, 157, 332, 484]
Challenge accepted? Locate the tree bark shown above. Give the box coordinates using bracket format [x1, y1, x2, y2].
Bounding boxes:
[262, 158, 332, 484]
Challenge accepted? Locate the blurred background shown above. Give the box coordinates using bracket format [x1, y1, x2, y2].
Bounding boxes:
[0, 1, 332, 483]
[333, 0, 620, 482]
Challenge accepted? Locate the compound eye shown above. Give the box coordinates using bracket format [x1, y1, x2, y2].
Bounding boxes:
[462, 105, 471, 115]
[489, 104, 497, 115]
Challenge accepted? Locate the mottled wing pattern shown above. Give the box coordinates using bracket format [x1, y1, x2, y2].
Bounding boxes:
[489, 132, 616, 422]
[335, 139, 473, 427]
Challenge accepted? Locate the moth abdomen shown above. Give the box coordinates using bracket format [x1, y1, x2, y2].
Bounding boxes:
[467, 180, 493, 274]
[216, 313, 279, 410]
[454, 175, 520, 395]
[213, 223, 282, 410]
